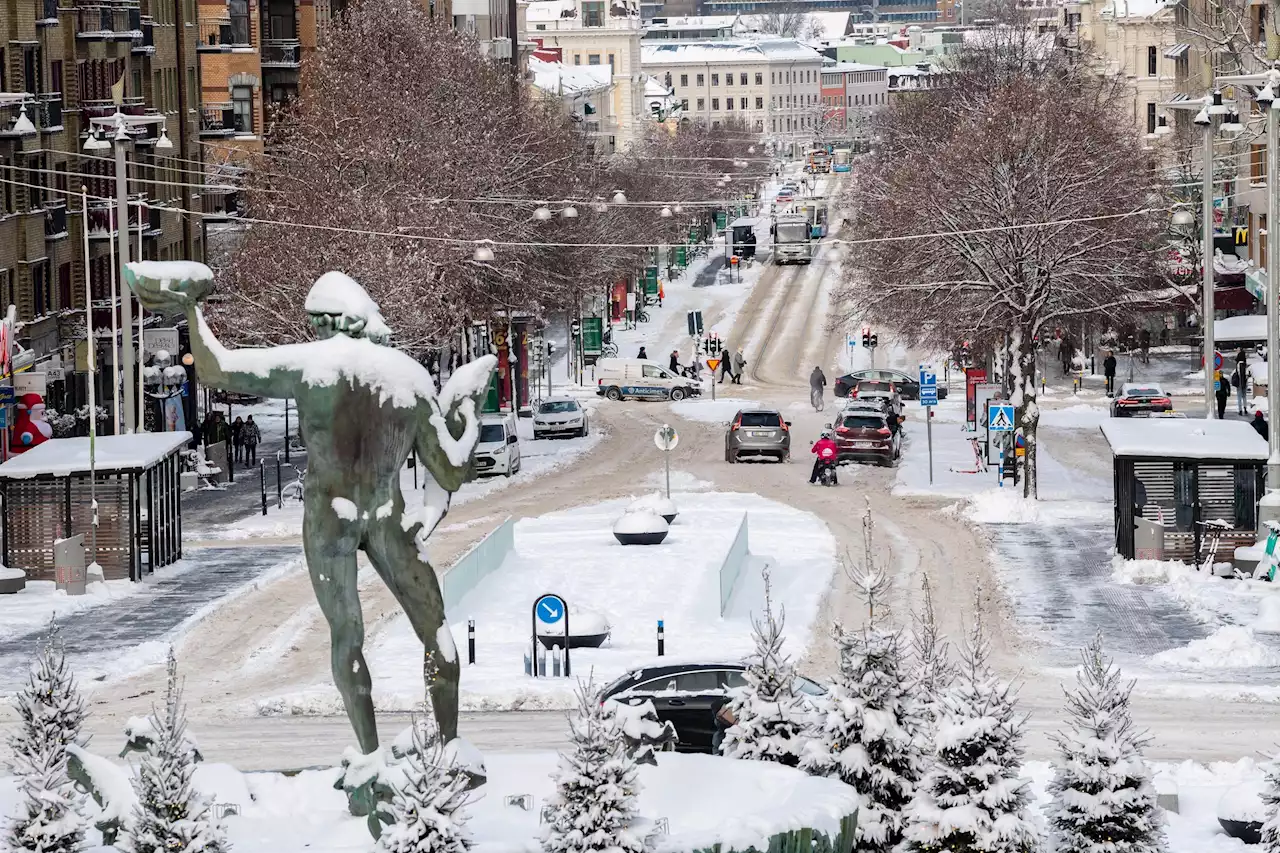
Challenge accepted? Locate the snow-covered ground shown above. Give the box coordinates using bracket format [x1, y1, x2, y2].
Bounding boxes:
[2, 750, 1272, 853]
[0, 579, 136, 642]
[250, 490, 836, 714]
[189, 412, 603, 540]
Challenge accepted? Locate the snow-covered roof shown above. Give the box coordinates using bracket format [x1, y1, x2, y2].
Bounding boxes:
[0, 433, 192, 478]
[1099, 418, 1268, 460]
[1100, 0, 1179, 18]
[526, 0, 578, 22]
[529, 57, 613, 96]
[824, 61, 889, 74]
[645, 14, 738, 30]
[1215, 314, 1267, 343]
[641, 38, 821, 65]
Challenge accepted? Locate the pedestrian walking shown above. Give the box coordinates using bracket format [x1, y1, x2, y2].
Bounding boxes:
[243, 415, 261, 466]
[231, 415, 245, 463]
[1235, 351, 1250, 415]
[718, 347, 732, 384]
[669, 350, 680, 373]
[1103, 351, 1118, 396]
[1060, 334, 1074, 376]
[637, 346, 648, 360]
[731, 348, 746, 384]
[658, 280, 665, 307]
[1216, 377, 1230, 419]
[1139, 329, 1151, 364]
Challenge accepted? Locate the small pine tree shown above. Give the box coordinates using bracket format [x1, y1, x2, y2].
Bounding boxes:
[543, 680, 649, 853]
[910, 575, 951, 739]
[122, 649, 227, 853]
[1048, 633, 1165, 853]
[904, 614, 1038, 853]
[1260, 758, 1280, 852]
[377, 711, 472, 853]
[5, 622, 88, 853]
[720, 568, 811, 767]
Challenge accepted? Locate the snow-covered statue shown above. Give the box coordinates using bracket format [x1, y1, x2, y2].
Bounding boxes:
[123, 261, 495, 830]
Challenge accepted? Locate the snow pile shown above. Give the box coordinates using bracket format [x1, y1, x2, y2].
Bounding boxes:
[628, 493, 678, 520]
[1149, 626, 1280, 669]
[1254, 597, 1280, 634]
[1217, 779, 1268, 822]
[614, 511, 670, 536]
[0, 579, 134, 643]
[669, 398, 760, 424]
[957, 489, 1110, 525]
[1111, 556, 1280, 634]
[1039, 404, 1111, 429]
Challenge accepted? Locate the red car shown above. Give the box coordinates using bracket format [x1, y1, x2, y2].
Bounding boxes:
[834, 408, 902, 467]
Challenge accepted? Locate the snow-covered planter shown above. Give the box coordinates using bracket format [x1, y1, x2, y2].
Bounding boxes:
[1218, 779, 1267, 844]
[0, 564, 26, 593]
[613, 511, 669, 546]
[537, 609, 611, 649]
[628, 493, 678, 524]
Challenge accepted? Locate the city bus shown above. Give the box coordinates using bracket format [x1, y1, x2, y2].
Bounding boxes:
[805, 148, 830, 174]
[832, 148, 852, 172]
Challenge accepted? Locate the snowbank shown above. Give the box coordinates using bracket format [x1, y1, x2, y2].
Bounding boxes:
[0, 578, 132, 642]
[1149, 626, 1280, 670]
[1112, 556, 1280, 630]
[958, 489, 1111, 525]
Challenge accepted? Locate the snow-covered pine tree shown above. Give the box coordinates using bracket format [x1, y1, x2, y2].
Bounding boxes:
[122, 649, 226, 853]
[802, 510, 924, 853]
[910, 575, 951, 737]
[543, 679, 649, 853]
[377, 709, 472, 853]
[1260, 758, 1280, 852]
[720, 567, 811, 767]
[5, 621, 88, 853]
[1048, 632, 1164, 853]
[904, 613, 1038, 853]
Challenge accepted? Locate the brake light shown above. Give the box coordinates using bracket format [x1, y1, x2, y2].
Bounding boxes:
[836, 426, 851, 434]
[731, 417, 741, 432]
[1154, 398, 1171, 406]
[877, 428, 891, 436]
[780, 421, 789, 432]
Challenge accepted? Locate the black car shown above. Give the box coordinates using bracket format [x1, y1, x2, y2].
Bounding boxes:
[599, 661, 825, 753]
[833, 368, 949, 401]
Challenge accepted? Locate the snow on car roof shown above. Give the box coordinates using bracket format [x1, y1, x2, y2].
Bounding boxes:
[1100, 418, 1268, 460]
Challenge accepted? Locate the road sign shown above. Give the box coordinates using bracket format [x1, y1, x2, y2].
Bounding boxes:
[535, 594, 566, 626]
[919, 364, 937, 386]
[0, 386, 15, 404]
[531, 593, 570, 678]
[1214, 350, 1224, 370]
[707, 358, 720, 371]
[848, 337, 857, 348]
[989, 403, 1015, 432]
[920, 386, 938, 406]
[654, 424, 679, 452]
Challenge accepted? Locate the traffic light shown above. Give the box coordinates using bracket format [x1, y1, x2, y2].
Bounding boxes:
[869, 333, 878, 348]
[861, 326, 871, 348]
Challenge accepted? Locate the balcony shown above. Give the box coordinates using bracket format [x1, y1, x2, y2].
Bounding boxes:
[200, 102, 249, 137]
[38, 0, 59, 25]
[0, 94, 63, 136]
[86, 196, 150, 240]
[81, 96, 146, 119]
[43, 201, 68, 239]
[261, 38, 301, 67]
[197, 20, 234, 52]
[76, 3, 142, 39]
[199, 188, 242, 221]
[132, 17, 154, 53]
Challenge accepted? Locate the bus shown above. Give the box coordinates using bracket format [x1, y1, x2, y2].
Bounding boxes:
[805, 148, 831, 174]
[772, 213, 813, 264]
[795, 198, 828, 239]
[832, 148, 852, 172]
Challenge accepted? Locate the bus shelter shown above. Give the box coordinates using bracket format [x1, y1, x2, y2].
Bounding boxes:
[1100, 419, 1267, 562]
[728, 217, 758, 259]
[0, 433, 190, 581]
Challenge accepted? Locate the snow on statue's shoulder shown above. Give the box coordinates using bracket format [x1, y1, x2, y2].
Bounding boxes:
[128, 259, 214, 285]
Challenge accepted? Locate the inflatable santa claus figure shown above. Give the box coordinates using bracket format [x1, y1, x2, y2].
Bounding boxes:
[11, 393, 52, 454]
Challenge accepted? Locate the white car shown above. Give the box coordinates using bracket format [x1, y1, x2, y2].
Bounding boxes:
[474, 413, 522, 477]
[533, 397, 589, 439]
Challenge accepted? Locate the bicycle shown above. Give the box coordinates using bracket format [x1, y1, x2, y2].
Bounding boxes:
[811, 388, 825, 412]
[281, 467, 307, 503]
[601, 342, 619, 357]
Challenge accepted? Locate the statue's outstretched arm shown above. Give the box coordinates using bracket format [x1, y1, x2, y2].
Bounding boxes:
[124, 262, 302, 400]
[414, 356, 497, 493]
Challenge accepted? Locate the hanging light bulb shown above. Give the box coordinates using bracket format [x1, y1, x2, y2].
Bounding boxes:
[533, 203, 552, 221]
[721, 173, 732, 182]
[747, 146, 755, 154]
[560, 202, 578, 219]
[83, 128, 110, 152]
[660, 206, 673, 218]
[673, 203, 684, 214]
[612, 190, 627, 204]
[733, 160, 747, 168]
[473, 241, 495, 262]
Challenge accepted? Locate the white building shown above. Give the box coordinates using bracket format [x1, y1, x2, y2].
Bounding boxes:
[641, 14, 741, 40]
[524, 0, 645, 151]
[529, 57, 618, 153]
[640, 38, 824, 144]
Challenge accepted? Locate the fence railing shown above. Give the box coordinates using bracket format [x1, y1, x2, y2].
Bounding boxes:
[443, 516, 514, 618]
[718, 513, 749, 616]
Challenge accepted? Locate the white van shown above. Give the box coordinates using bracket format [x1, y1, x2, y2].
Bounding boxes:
[595, 358, 703, 402]
[474, 413, 521, 477]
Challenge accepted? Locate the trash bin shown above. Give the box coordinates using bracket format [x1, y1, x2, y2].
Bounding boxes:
[1134, 517, 1164, 561]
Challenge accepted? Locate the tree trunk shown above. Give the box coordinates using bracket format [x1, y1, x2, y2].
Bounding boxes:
[1014, 331, 1040, 500]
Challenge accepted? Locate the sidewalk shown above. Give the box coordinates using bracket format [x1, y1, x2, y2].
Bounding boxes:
[0, 545, 300, 692]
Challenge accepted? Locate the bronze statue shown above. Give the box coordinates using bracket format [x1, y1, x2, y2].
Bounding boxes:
[124, 263, 495, 820]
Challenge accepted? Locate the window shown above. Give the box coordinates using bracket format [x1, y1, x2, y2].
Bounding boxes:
[753, 119, 763, 132]
[1252, 143, 1267, 185]
[711, 73, 719, 85]
[229, 0, 250, 44]
[739, 72, 747, 85]
[1146, 102, 1156, 134]
[57, 263, 71, 311]
[712, 97, 719, 110]
[740, 96, 747, 109]
[680, 73, 688, 87]
[755, 72, 762, 85]
[663, 71, 671, 88]
[696, 73, 704, 86]
[696, 97, 704, 110]
[681, 98, 688, 110]
[726, 98, 734, 110]
[725, 73, 732, 86]
[581, 0, 603, 26]
[670, 671, 723, 692]
[31, 261, 49, 318]
[49, 60, 61, 97]
[739, 412, 781, 427]
[754, 96, 762, 109]
[588, 54, 600, 65]
[608, 54, 614, 71]
[1147, 45, 1157, 76]
[231, 85, 253, 133]
[771, 72, 775, 84]
[641, 365, 670, 379]
[573, 54, 581, 65]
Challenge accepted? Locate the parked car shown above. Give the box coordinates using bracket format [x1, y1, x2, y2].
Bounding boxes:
[533, 396, 589, 439]
[775, 187, 795, 203]
[1111, 383, 1173, 417]
[833, 407, 902, 467]
[725, 408, 791, 463]
[595, 357, 702, 402]
[474, 413, 522, 477]
[851, 379, 903, 418]
[600, 661, 825, 753]
[834, 368, 949, 401]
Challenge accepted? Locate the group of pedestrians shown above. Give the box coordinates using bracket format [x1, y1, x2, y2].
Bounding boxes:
[198, 410, 261, 467]
[717, 346, 746, 384]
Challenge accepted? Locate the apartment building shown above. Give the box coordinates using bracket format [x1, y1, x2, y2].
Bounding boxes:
[819, 61, 887, 139]
[529, 53, 617, 153]
[0, 0, 203, 364]
[524, 0, 644, 150]
[640, 38, 823, 143]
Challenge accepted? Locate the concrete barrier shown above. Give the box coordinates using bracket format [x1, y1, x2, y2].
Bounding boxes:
[718, 514, 749, 616]
[443, 516, 515, 618]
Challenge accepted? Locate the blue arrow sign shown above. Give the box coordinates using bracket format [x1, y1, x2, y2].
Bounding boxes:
[989, 403, 1015, 432]
[535, 594, 567, 626]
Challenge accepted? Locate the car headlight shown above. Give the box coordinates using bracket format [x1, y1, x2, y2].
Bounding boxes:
[492, 446, 507, 455]
[534, 420, 547, 426]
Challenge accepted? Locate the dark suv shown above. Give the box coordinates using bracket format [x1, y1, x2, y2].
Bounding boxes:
[600, 662, 825, 753]
[834, 407, 901, 466]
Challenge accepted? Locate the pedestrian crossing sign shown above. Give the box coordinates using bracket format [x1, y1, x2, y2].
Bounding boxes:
[989, 403, 1015, 432]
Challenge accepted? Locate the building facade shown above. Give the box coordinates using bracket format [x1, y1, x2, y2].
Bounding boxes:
[640, 38, 823, 144]
[819, 61, 887, 140]
[0, 0, 203, 370]
[528, 53, 617, 153]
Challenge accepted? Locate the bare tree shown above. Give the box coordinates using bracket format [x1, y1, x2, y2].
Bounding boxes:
[838, 44, 1164, 498]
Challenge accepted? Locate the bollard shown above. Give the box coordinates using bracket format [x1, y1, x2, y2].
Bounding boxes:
[537, 648, 547, 677]
[468, 619, 476, 665]
[552, 645, 562, 677]
[226, 439, 234, 483]
[524, 650, 532, 676]
[657, 620, 665, 656]
[276, 451, 283, 508]
[259, 460, 267, 515]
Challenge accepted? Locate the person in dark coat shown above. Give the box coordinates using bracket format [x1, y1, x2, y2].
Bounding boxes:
[669, 350, 680, 373]
[718, 347, 732, 383]
[1216, 377, 1230, 419]
[243, 415, 261, 466]
[1103, 351, 1118, 396]
[1254, 410, 1269, 440]
[231, 415, 245, 463]
[638, 346, 648, 360]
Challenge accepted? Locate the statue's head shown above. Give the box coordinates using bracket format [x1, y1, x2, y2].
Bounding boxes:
[304, 272, 392, 345]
